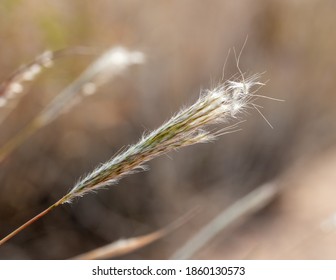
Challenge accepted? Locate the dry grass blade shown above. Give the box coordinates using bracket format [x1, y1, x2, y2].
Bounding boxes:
[0, 46, 145, 163]
[72, 209, 197, 260]
[0, 47, 97, 124]
[37, 46, 145, 126]
[170, 181, 280, 260]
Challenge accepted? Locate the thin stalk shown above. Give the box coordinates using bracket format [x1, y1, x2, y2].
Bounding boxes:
[170, 182, 280, 259]
[0, 197, 64, 246]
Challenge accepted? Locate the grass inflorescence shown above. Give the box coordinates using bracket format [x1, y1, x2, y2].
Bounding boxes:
[0, 68, 264, 246]
[63, 73, 263, 203]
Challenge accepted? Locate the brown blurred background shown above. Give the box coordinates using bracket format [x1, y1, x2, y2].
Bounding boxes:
[1, 0, 336, 259]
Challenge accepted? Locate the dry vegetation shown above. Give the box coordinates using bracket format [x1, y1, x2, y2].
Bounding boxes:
[1, 0, 336, 259]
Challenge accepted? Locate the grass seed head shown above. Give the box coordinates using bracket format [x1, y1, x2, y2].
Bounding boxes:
[64, 73, 263, 203]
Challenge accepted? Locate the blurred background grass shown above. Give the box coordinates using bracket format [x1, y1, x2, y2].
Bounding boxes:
[1, 0, 336, 259]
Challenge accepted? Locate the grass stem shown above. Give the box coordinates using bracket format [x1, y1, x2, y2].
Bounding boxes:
[0, 197, 64, 246]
